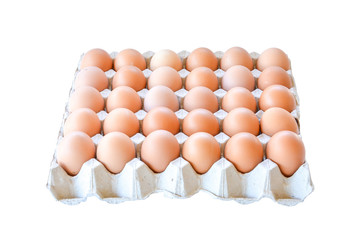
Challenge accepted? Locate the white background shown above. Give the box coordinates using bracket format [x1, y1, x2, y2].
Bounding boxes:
[1, 0, 359, 239]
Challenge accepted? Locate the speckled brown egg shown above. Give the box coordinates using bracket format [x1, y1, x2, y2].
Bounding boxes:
[221, 47, 253, 71]
[186, 47, 218, 71]
[221, 87, 257, 112]
[75, 66, 108, 91]
[63, 108, 101, 137]
[142, 107, 180, 136]
[148, 66, 182, 91]
[183, 86, 218, 113]
[221, 65, 255, 91]
[106, 86, 142, 113]
[182, 109, 220, 136]
[257, 66, 292, 90]
[266, 131, 305, 177]
[257, 48, 290, 71]
[68, 86, 105, 113]
[112, 65, 146, 91]
[223, 108, 259, 137]
[259, 85, 296, 112]
[103, 108, 140, 136]
[185, 67, 218, 91]
[80, 48, 113, 72]
[114, 49, 146, 71]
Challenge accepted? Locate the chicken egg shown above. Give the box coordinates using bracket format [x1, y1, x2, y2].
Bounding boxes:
[266, 131, 305, 177]
[186, 47, 218, 71]
[223, 108, 259, 137]
[147, 66, 182, 91]
[183, 86, 218, 113]
[185, 67, 219, 91]
[257, 66, 292, 90]
[257, 48, 290, 71]
[221, 65, 255, 91]
[141, 130, 180, 173]
[80, 48, 113, 71]
[224, 132, 263, 173]
[75, 66, 108, 91]
[96, 132, 136, 174]
[103, 108, 140, 136]
[143, 86, 179, 112]
[260, 107, 299, 136]
[106, 86, 142, 113]
[142, 107, 180, 136]
[182, 109, 220, 136]
[114, 48, 146, 71]
[259, 85, 296, 112]
[221, 47, 253, 71]
[56, 131, 95, 176]
[150, 49, 182, 71]
[182, 132, 220, 174]
[64, 108, 101, 137]
[112, 65, 146, 91]
[221, 87, 257, 112]
[68, 86, 104, 113]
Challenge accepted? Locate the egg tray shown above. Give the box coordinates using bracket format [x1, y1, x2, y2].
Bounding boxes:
[47, 50, 314, 206]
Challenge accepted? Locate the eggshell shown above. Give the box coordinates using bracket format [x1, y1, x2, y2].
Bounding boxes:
[63, 108, 101, 137]
[186, 47, 218, 71]
[224, 132, 263, 173]
[221, 65, 255, 91]
[221, 47, 253, 71]
[221, 87, 257, 112]
[185, 67, 219, 91]
[80, 48, 113, 71]
[257, 66, 292, 90]
[257, 48, 290, 71]
[68, 86, 104, 113]
[114, 48, 146, 71]
[259, 85, 296, 112]
[96, 132, 135, 174]
[260, 107, 299, 136]
[56, 131, 95, 176]
[106, 86, 142, 113]
[266, 131, 305, 177]
[223, 108, 259, 137]
[182, 132, 220, 174]
[141, 130, 180, 173]
[143, 86, 179, 112]
[183, 86, 218, 113]
[142, 107, 180, 136]
[75, 66, 108, 91]
[103, 108, 140, 136]
[147, 66, 182, 91]
[182, 109, 219, 136]
[150, 49, 182, 71]
[112, 65, 146, 91]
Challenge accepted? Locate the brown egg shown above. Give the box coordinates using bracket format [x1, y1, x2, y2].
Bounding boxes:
[257, 48, 290, 71]
[64, 108, 101, 137]
[80, 48, 113, 71]
[56, 131, 95, 176]
[259, 85, 296, 112]
[257, 66, 292, 90]
[103, 108, 140, 136]
[69, 86, 104, 113]
[142, 107, 180, 136]
[114, 49, 146, 71]
[182, 109, 219, 136]
[260, 107, 299, 136]
[185, 67, 218, 91]
[221, 65, 255, 91]
[75, 66, 108, 91]
[141, 130, 180, 173]
[106, 86, 142, 113]
[224, 132, 263, 173]
[150, 49, 182, 71]
[221, 47, 253, 71]
[96, 132, 135, 174]
[266, 131, 305, 177]
[112, 65, 146, 91]
[186, 47, 218, 71]
[222, 87, 257, 112]
[144, 86, 179, 112]
[182, 132, 220, 174]
[223, 108, 259, 137]
[148, 66, 182, 91]
[183, 86, 218, 113]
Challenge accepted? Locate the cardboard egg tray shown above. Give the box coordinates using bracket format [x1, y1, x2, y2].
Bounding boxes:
[47, 50, 314, 206]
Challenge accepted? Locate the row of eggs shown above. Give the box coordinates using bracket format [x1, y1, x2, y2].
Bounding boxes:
[57, 47, 305, 181]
